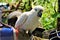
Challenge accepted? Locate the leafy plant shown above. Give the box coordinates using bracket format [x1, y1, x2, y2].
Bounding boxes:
[1, 0, 59, 30]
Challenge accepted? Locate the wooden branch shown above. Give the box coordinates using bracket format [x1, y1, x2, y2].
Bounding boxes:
[2, 10, 13, 13]
[1, 0, 22, 13]
[15, 0, 22, 10]
[10, 0, 22, 10]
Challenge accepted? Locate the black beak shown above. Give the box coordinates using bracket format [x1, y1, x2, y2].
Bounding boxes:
[37, 11, 42, 17]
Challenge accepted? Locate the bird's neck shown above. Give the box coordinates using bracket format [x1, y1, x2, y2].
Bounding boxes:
[30, 9, 36, 12]
[30, 9, 37, 15]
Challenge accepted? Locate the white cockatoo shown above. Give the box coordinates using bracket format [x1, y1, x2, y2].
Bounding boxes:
[15, 5, 44, 33]
[7, 10, 22, 26]
[7, 10, 22, 19]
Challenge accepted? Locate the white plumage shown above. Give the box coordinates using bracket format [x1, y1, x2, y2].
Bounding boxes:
[15, 5, 44, 33]
[7, 10, 22, 19]
[7, 10, 22, 26]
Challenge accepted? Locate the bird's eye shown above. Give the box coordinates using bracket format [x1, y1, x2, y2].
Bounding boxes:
[34, 8, 37, 11]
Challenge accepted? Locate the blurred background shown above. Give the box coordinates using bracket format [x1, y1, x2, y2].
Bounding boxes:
[0, 0, 60, 40]
[0, 0, 59, 30]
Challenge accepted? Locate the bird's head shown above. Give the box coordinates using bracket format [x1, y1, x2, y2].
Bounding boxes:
[33, 5, 44, 17]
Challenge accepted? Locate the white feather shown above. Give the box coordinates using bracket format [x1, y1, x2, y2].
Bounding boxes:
[7, 10, 22, 19]
[15, 6, 44, 33]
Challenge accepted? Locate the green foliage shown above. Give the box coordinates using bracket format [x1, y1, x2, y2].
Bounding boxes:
[27, 0, 58, 30]
[1, 0, 59, 30]
[40, 0, 58, 30]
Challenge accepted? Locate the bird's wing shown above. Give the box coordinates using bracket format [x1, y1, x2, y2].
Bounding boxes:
[15, 13, 28, 29]
[7, 11, 21, 19]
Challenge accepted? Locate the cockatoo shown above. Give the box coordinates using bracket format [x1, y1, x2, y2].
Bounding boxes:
[7, 10, 22, 19]
[7, 10, 22, 26]
[15, 5, 44, 34]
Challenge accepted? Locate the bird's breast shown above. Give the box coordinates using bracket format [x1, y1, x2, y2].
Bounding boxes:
[21, 16, 39, 31]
